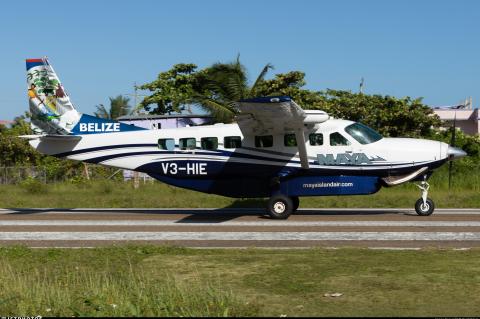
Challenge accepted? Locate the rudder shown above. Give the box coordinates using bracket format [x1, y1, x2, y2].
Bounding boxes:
[26, 57, 81, 135]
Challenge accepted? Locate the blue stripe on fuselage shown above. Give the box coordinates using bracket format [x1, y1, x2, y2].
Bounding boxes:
[53, 144, 446, 176]
[54, 143, 425, 168]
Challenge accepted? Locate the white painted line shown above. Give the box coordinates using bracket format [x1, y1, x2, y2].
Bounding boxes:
[1, 232, 480, 241]
[367, 247, 422, 250]
[1, 220, 480, 227]
[1, 208, 479, 215]
[25, 246, 474, 250]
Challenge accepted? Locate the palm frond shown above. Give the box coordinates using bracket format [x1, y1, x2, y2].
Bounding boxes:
[251, 63, 274, 95]
[94, 104, 110, 119]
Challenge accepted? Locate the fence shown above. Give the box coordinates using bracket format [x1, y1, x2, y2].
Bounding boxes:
[0, 166, 47, 184]
[0, 166, 154, 184]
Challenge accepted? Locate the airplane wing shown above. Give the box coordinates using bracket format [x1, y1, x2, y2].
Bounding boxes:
[235, 96, 306, 135]
[235, 96, 328, 169]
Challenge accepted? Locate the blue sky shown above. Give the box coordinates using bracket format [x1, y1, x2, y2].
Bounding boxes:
[1, 0, 479, 120]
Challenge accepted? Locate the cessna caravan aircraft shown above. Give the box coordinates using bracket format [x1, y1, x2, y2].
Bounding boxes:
[22, 58, 467, 219]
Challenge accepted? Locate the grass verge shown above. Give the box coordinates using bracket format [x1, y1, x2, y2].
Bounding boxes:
[0, 179, 479, 209]
[0, 246, 479, 317]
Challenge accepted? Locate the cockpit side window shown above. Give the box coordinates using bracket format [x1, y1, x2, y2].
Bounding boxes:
[345, 122, 383, 145]
[329, 132, 351, 146]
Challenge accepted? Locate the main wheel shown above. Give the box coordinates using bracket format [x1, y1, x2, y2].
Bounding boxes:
[415, 198, 435, 216]
[267, 194, 293, 219]
[292, 196, 300, 212]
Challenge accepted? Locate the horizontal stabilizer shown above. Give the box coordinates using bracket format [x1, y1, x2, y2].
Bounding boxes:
[19, 134, 82, 141]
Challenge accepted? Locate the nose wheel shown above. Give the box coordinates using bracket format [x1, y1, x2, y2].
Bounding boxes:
[415, 180, 435, 216]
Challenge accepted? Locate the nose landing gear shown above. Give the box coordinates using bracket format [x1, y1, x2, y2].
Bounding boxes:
[415, 179, 435, 216]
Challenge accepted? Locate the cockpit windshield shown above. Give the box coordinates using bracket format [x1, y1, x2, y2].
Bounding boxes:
[345, 122, 383, 145]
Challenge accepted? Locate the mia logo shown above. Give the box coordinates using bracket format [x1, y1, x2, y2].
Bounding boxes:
[317, 153, 374, 165]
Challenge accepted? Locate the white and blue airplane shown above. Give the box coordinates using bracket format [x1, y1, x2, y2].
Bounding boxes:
[22, 57, 467, 219]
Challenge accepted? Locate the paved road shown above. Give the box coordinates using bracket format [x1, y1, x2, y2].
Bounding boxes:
[1, 208, 480, 248]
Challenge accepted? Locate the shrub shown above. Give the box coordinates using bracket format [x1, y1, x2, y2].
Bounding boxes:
[19, 176, 48, 194]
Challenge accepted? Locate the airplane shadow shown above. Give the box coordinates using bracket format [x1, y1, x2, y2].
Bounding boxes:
[2, 202, 416, 223]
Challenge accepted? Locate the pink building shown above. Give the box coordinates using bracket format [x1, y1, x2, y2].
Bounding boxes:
[433, 108, 479, 135]
[117, 114, 212, 130]
[0, 120, 13, 127]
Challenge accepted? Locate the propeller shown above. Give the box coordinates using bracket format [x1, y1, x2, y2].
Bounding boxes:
[448, 112, 456, 190]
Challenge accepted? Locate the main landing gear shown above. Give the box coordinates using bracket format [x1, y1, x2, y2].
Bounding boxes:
[415, 178, 435, 216]
[267, 195, 300, 219]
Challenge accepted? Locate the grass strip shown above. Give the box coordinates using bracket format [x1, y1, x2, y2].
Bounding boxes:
[0, 178, 479, 209]
[0, 245, 479, 317]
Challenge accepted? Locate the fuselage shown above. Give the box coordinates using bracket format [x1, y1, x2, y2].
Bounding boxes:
[30, 118, 451, 198]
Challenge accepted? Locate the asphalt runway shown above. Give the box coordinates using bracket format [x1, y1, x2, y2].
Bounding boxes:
[1, 208, 480, 249]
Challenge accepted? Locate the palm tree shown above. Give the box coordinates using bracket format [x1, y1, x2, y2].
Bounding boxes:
[193, 56, 274, 122]
[94, 95, 131, 120]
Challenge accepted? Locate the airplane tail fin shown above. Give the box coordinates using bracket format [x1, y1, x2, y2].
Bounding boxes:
[26, 57, 146, 135]
[26, 57, 81, 135]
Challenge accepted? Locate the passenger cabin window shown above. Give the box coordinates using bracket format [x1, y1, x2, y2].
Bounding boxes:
[330, 132, 351, 146]
[284, 134, 297, 147]
[309, 133, 323, 146]
[255, 135, 273, 148]
[201, 137, 218, 150]
[179, 137, 196, 150]
[158, 138, 175, 151]
[224, 136, 242, 148]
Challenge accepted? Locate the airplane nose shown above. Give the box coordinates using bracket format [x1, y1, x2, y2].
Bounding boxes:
[447, 146, 467, 160]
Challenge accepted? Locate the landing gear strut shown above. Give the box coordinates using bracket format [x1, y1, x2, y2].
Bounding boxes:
[415, 178, 435, 216]
[267, 195, 299, 219]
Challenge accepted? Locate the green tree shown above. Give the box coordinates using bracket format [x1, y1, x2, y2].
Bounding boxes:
[192, 57, 273, 122]
[138, 63, 199, 115]
[94, 95, 131, 120]
[0, 113, 85, 180]
[0, 112, 39, 167]
[139, 57, 274, 122]
[316, 90, 441, 137]
[139, 59, 442, 136]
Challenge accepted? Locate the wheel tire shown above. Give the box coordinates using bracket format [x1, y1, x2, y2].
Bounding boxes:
[267, 195, 293, 219]
[292, 196, 300, 212]
[415, 198, 435, 216]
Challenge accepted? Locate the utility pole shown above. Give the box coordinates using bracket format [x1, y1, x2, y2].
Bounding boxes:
[124, 82, 148, 115]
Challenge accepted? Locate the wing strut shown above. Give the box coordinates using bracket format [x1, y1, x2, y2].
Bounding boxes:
[295, 128, 310, 169]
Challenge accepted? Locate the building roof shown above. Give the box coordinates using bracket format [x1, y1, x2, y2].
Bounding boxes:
[433, 108, 479, 121]
[117, 114, 213, 121]
[0, 120, 13, 126]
